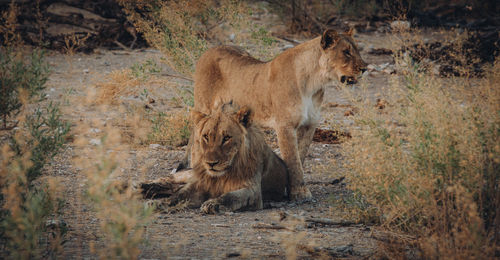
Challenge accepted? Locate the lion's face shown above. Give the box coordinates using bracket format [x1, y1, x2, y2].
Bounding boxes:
[191, 103, 251, 177]
[319, 29, 367, 84]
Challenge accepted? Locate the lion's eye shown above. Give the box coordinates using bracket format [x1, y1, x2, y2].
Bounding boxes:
[203, 134, 209, 142]
[222, 135, 231, 144]
[343, 49, 351, 56]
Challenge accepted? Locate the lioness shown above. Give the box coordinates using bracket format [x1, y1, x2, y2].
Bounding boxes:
[182, 28, 367, 200]
[167, 102, 289, 214]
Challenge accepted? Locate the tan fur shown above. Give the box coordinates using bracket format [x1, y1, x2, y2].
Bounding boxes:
[184, 29, 367, 200]
[169, 102, 289, 214]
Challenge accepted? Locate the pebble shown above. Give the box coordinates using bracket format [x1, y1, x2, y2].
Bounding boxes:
[390, 20, 410, 31]
[89, 138, 101, 146]
[149, 144, 161, 149]
[83, 68, 89, 73]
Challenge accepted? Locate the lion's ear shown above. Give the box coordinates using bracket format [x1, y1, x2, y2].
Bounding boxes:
[236, 106, 252, 128]
[190, 110, 207, 125]
[321, 29, 340, 49]
[345, 27, 354, 37]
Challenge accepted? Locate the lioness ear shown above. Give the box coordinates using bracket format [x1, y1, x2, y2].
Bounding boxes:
[236, 106, 252, 128]
[190, 110, 207, 125]
[345, 27, 354, 37]
[321, 29, 340, 49]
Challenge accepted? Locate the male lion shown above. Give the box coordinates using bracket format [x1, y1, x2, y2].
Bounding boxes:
[181, 28, 367, 201]
[165, 102, 289, 214]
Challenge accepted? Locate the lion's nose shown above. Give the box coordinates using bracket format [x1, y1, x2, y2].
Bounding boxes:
[360, 68, 367, 73]
[206, 161, 219, 167]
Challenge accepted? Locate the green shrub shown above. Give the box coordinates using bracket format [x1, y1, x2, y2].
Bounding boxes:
[0, 48, 50, 129]
[0, 48, 69, 259]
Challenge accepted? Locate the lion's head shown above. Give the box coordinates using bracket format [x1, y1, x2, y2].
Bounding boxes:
[190, 102, 256, 178]
[319, 28, 367, 84]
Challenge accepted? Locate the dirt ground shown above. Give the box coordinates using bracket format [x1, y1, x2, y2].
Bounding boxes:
[37, 26, 429, 258]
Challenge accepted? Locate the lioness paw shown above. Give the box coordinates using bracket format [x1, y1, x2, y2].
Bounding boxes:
[201, 199, 223, 214]
[290, 186, 313, 202]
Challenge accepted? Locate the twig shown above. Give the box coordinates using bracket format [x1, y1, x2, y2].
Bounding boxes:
[274, 35, 301, 45]
[252, 223, 289, 230]
[113, 40, 131, 51]
[211, 223, 230, 228]
[279, 211, 358, 226]
[160, 73, 194, 82]
[307, 176, 345, 186]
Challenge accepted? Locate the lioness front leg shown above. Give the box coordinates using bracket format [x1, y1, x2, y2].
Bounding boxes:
[297, 123, 317, 165]
[201, 186, 262, 214]
[276, 127, 312, 201]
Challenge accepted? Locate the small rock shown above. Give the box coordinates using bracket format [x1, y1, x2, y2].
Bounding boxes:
[89, 128, 101, 133]
[149, 144, 161, 149]
[282, 44, 294, 50]
[367, 64, 377, 71]
[229, 33, 235, 41]
[89, 138, 101, 146]
[50, 88, 55, 92]
[379, 63, 389, 70]
[83, 68, 89, 73]
[391, 20, 410, 31]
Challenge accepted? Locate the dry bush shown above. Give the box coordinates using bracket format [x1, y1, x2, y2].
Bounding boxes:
[119, 0, 245, 77]
[95, 69, 139, 105]
[0, 1, 22, 47]
[342, 32, 499, 258]
[148, 110, 191, 147]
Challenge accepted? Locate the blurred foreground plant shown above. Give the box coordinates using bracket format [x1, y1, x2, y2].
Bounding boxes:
[84, 135, 155, 259]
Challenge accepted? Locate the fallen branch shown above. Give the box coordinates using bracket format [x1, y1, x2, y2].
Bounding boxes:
[252, 223, 289, 230]
[297, 243, 354, 258]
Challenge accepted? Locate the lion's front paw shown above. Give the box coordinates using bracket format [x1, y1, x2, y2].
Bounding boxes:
[200, 199, 223, 214]
[290, 185, 313, 202]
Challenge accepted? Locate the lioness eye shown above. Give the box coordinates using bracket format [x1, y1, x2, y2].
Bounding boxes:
[203, 134, 209, 142]
[222, 135, 231, 143]
[343, 49, 351, 56]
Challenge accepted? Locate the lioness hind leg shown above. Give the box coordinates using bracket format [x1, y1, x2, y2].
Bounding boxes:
[276, 127, 312, 201]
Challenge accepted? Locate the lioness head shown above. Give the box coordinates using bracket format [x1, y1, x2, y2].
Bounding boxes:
[190, 102, 252, 177]
[320, 28, 367, 84]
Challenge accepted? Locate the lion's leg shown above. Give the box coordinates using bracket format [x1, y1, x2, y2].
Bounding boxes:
[297, 123, 316, 165]
[164, 182, 205, 208]
[276, 127, 312, 201]
[201, 185, 262, 214]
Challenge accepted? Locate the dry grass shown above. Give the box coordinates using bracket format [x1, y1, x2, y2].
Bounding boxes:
[95, 69, 139, 105]
[147, 109, 191, 147]
[341, 29, 499, 258]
